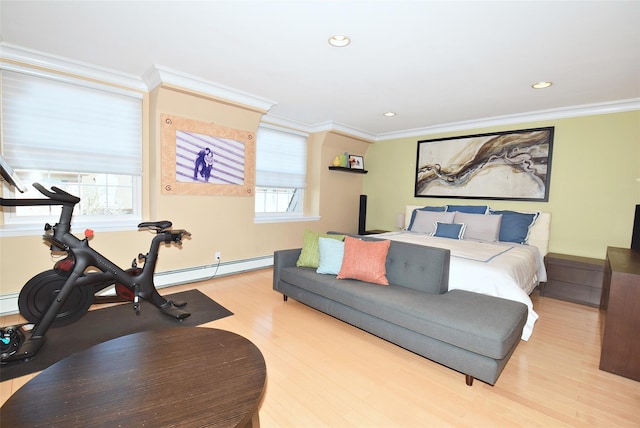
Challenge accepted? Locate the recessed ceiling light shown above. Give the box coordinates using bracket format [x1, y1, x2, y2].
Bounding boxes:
[532, 81, 553, 89]
[383, 111, 396, 117]
[328, 35, 351, 47]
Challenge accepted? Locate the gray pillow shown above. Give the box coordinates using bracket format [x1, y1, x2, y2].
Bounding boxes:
[453, 212, 502, 242]
[410, 210, 455, 234]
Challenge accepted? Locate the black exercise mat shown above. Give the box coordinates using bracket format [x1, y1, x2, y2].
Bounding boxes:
[0, 289, 233, 381]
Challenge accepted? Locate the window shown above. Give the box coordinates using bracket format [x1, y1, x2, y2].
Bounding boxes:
[1, 68, 142, 233]
[254, 187, 301, 213]
[255, 124, 307, 219]
[6, 171, 136, 222]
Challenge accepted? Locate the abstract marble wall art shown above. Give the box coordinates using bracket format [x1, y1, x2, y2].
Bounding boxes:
[415, 127, 554, 201]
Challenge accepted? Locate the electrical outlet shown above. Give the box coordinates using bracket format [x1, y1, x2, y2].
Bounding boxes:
[215, 251, 221, 261]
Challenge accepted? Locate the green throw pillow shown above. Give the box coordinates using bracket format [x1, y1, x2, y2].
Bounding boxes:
[296, 230, 344, 268]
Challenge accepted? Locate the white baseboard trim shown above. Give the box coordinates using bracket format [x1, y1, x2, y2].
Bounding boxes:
[0, 293, 20, 317]
[0, 255, 274, 316]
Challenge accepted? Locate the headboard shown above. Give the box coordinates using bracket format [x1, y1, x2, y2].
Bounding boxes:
[404, 205, 551, 256]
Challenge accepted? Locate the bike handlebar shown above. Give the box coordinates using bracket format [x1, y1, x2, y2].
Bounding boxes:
[0, 182, 81, 207]
[33, 183, 81, 204]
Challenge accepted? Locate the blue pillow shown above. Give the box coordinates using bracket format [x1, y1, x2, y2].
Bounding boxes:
[446, 205, 488, 214]
[432, 222, 466, 239]
[490, 210, 539, 244]
[407, 206, 446, 229]
[316, 237, 345, 275]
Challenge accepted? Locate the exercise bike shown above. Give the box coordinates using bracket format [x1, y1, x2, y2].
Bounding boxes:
[0, 181, 191, 364]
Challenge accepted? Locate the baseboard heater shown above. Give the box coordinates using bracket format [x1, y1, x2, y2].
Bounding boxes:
[0, 255, 274, 316]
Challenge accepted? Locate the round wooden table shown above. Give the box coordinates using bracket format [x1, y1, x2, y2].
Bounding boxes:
[1, 327, 266, 427]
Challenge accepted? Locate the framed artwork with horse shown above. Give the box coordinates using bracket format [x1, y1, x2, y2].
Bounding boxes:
[161, 114, 255, 196]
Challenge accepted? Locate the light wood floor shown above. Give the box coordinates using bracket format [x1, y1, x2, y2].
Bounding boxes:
[1, 268, 639, 427]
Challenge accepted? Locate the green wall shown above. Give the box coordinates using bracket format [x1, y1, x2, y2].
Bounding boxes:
[363, 111, 640, 259]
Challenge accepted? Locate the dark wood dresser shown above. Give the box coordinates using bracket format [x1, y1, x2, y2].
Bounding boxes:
[599, 247, 640, 381]
[542, 253, 605, 307]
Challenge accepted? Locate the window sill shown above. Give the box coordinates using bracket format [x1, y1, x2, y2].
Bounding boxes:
[254, 214, 320, 224]
[0, 220, 140, 238]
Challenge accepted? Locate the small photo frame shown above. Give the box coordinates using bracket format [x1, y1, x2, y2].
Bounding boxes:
[349, 155, 365, 170]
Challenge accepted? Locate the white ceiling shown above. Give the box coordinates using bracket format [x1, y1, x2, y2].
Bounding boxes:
[1, 1, 639, 140]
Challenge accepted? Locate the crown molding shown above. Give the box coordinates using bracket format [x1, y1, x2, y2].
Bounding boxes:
[265, 99, 640, 142]
[376, 98, 640, 141]
[2, 42, 637, 141]
[262, 113, 377, 142]
[142, 64, 276, 113]
[309, 121, 376, 142]
[0, 42, 147, 91]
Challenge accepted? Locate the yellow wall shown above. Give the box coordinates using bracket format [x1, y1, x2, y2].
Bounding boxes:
[0, 85, 372, 295]
[363, 111, 640, 259]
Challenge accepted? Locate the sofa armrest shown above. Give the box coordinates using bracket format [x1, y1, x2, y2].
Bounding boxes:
[273, 248, 302, 292]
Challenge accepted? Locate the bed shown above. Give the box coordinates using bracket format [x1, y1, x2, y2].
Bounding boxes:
[372, 205, 551, 341]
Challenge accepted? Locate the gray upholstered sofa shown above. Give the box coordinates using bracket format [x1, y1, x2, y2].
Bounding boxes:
[273, 239, 528, 386]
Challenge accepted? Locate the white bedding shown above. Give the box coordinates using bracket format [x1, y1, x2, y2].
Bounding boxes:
[375, 230, 545, 341]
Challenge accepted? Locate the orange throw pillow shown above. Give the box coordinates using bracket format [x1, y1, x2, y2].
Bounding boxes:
[337, 236, 390, 285]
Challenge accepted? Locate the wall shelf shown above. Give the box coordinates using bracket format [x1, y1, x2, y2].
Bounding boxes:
[328, 166, 368, 174]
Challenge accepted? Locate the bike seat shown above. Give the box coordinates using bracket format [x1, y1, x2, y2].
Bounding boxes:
[138, 220, 172, 231]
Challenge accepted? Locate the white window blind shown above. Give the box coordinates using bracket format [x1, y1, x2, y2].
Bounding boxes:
[255, 125, 307, 189]
[1, 70, 142, 176]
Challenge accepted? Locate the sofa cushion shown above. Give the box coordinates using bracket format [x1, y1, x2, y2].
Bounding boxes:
[337, 236, 390, 285]
[384, 240, 450, 294]
[296, 230, 344, 268]
[279, 266, 526, 360]
[316, 237, 344, 275]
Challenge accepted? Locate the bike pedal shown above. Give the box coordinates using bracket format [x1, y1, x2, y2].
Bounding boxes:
[171, 300, 188, 308]
[159, 302, 191, 320]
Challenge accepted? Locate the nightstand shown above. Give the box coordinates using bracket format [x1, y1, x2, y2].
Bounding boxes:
[541, 252, 605, 307]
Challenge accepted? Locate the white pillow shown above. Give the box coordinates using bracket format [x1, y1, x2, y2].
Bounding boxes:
[410, 210, 455, 234]
[453, 212, 502, 242]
